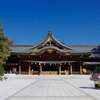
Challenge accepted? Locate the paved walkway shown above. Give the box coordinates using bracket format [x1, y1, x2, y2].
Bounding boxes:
[7, 76, 97, 100]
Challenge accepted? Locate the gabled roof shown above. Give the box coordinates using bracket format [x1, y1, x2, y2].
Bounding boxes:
[10, 32, 99, 54]
[28, 32, 73, 54]
[31, 32, 71, 49]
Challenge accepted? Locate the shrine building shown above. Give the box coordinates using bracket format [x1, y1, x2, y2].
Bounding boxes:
[5, 32, 100, 75]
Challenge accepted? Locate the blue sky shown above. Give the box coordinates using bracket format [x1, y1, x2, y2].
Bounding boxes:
[0, 0, 100, 45]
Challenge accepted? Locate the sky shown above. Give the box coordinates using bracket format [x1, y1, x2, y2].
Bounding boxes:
[0, 0, 100, 45]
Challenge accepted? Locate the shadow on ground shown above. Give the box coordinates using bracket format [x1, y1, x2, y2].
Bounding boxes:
[80, 87, 95, 89]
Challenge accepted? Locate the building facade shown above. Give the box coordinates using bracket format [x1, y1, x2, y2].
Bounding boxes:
[5, 32, 100, 75]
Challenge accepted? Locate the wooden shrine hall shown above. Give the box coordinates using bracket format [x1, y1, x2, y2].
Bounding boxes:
[5, 32, 100, 75]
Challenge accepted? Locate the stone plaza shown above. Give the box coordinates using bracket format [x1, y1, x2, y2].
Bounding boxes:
[0, 75, 100, 100]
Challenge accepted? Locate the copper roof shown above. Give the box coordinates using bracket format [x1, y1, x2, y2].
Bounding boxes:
[10, 32, 99, 54]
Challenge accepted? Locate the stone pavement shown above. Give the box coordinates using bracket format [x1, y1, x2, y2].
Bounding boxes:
[7, 75, 97, 100]
[0, 75, 36, 100]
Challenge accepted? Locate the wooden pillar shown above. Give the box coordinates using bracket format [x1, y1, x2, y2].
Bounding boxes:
[39, 63, 42, 75]
[70, 64, 72, 74]
[59, 64, 61, 75]
[80, 65, 82, 74]
[19, 65, 21, 74]
[13, 67, 17, 74]
[80, 62, 82, 74]
[28, 64, 31, 75]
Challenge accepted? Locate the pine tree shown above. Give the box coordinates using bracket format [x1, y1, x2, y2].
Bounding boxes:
[0, 24, 11, 76]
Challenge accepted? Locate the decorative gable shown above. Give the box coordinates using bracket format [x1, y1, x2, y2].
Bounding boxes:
[29, 32, 72, 54]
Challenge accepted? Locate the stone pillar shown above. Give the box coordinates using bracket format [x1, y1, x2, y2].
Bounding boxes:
[39, 63, 42, 75]
[19, 65, 21, 74]
[28, 64, 31, 75]
[70, 64, 72, 74]
[59, 64, 61, 75]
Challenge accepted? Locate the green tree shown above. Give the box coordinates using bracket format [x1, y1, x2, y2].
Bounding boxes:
[0, 24, 11, 76]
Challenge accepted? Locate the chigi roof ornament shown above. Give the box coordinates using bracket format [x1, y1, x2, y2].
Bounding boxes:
[48, 31, 52, 36]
